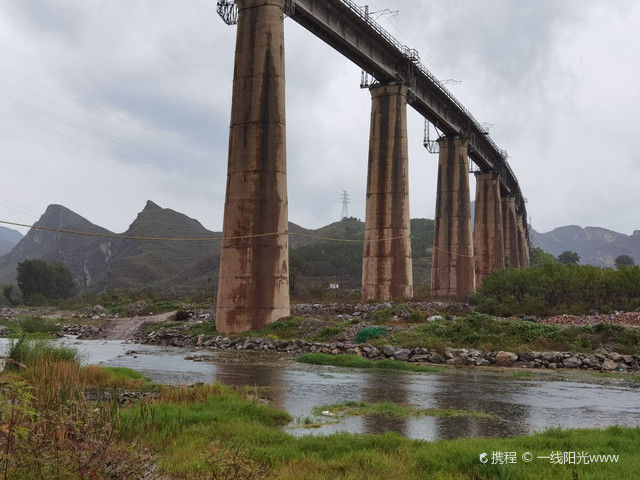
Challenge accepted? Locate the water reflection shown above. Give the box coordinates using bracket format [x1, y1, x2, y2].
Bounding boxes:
[430, 372, 531, 439]
[361, 371, 410, 436]
[215, 359, 287, 409]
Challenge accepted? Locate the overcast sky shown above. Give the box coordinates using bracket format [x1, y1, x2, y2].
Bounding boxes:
[1, 0, 638, 235]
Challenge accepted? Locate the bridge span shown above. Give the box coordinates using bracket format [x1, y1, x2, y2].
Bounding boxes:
[214, 0, 530, 333]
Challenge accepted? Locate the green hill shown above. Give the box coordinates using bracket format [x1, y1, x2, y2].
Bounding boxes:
[0, 202, 435, 296]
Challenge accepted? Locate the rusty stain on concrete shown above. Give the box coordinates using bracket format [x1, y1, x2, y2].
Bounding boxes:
[217, 0, 290, 333]
[431, 137, 475, 298]
[473, 173, 505, 286]
[362, 83, 413, 300]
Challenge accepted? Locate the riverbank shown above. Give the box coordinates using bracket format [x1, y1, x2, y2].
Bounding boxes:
[4, 302, 640, 374]
[139, 311, 640, 374]
[3, 342, 639, 480]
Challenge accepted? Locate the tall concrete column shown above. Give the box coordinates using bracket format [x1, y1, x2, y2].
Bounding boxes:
[501, 197, 520, 268]
[216, 0, 289, 333]
[473, 172, 505, 286]
[431, 136, 475, 298]
[362, 83, 413, 300]
[516, 213, 529, 267]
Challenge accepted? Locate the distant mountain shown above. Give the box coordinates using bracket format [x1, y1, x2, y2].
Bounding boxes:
[531, 225, 640, 267]
[0, 202, 435, 294]
[0, 226, 23, 256]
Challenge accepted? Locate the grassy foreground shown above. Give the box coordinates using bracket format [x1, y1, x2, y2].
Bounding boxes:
[3, 339, 639, 479]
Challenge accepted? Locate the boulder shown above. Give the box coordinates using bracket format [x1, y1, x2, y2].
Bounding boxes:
[495, 351, 518, 367]
[393, 348, 412, 361]
[426, 352, 446, 364]
[601, 359, 618, 371]
[382, 345, 397, 357]
[563, 357, 582, 368]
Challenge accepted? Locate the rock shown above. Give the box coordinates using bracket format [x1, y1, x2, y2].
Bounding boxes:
[495, 351, 518, 367]
[410, 354, 431, 362]
[426, 352, 446, 364]
[601, 359, 618, 371]
[582, 355, 600, 368]
[393, 348, 412, 361]
[382, 345, 397, 357]
[175, 310, 194, 321]
[365, 346, 380, 358]
[607, 352, 622, 362]
[563, 357, 582, 368]
[427, 315, 443, 322]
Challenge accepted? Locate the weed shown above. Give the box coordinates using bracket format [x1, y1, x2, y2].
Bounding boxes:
[297, 353, 442, 373]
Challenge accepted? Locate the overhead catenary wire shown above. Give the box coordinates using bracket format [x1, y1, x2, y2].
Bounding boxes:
[0, 219, 407, 243]
[0, 219, 474, 258]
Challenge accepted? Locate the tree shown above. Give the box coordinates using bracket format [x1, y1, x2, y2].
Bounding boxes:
[615, 254, 635, 269]
[529, 247, 558, 267]
[557, 251, 580, 265]
[16, 259, 75, 301]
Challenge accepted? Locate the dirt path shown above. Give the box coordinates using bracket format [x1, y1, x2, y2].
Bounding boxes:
[100, 311, 176, 340]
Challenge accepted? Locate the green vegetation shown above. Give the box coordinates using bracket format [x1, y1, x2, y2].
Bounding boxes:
[373, 312, 640, 354]
[615, 254, 635, 268]
[0, 315, 62, 338]
[8, 337, 79, 367]
[307, 323, 348, 342]
[80, 366, 156, 391]
[297, 353, 443, 373]
[3, 349, 639, 479]
[118, 394, 640, 479]
[313, 401, 492, 419]
[146, 320, 184, 334]
[187, 320, 218, 338]
[558, 250, 581, 265]
[354, 326, 388, 343]
[234, 316, 308, 339]
[472, 263, 640, 316]
[16, 258, 75, 302]
[529, 247, 558, 266]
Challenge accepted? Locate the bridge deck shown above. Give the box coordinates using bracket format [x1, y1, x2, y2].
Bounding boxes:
[217, 0, 528, 233]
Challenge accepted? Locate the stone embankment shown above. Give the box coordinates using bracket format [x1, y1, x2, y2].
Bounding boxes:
[142, 331, 639, 372]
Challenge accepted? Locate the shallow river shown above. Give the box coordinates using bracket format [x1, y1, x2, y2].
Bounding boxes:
[6, 339, 640, 441]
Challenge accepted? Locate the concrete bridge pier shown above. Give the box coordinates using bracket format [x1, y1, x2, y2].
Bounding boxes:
[362, 83, 413, 300]
[516, 213, 530, 267]
[501, 196, 520, 268]
[473, 172, 505, 286]
[431, 136, 475, 298]
[216, 0, 290, 333]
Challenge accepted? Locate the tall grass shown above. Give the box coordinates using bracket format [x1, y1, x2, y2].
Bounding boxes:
[8, 337, 79, 367]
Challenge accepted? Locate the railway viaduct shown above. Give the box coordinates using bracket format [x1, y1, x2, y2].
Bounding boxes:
[215, 0, 530, 333]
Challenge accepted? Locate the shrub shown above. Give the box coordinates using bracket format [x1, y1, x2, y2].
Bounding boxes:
[474, 263, 640, 316]
[354, 326, 388, 343]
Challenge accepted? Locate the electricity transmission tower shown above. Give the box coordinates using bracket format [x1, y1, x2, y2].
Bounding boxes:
[340, 190, 351, 220]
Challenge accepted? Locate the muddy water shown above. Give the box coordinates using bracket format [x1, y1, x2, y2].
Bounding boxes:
[5, 338, 640, 441]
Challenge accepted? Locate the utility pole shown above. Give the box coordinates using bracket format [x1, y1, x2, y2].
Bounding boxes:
[340, 190, 351, 220]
